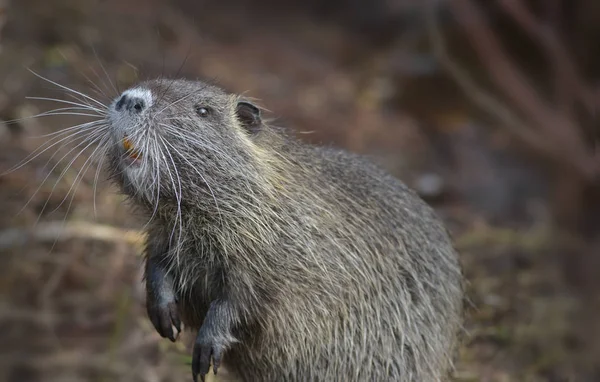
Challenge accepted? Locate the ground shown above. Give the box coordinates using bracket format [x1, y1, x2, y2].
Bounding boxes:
[0, 0, 598, 381]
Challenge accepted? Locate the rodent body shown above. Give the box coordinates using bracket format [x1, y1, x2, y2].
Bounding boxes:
[105, 79, 464, 381]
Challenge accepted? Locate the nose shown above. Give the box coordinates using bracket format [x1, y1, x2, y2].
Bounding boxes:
[115, 94, 145, 113]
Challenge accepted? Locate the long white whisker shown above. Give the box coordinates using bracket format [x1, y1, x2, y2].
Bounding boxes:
[28, 69, 107, 109]
[87, 63, 114, 99]
[19, 130, 106, 218]
[4, 109, 103, 127]
[156, 135, 184, 255]
[135, 132, 162, 232]
[143, 132, 162, 227]
[155, 87, 208, 116]
[64, 92, 108, 113]
[34, 111, 102, 118]
[92, 141, 109, 218]
[75, 67, 111, 103]
[54, 47, 112, 104]
[26, 96, 106, 114]
[41, 136, 108, 258]
[3, 122, 107, 175]
[46, 134, 110, 218]
[27, 119, 105, 139]
[92, 46, 119, 96]
[158, 123, 237, 165]
[160, 136, 223, 226]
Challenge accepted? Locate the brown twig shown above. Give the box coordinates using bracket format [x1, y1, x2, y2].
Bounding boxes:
[426, 0, 598, 181]
[0, 221, 146, 252]
[424, 2, 555, 160]
[497, 0, 597, 115]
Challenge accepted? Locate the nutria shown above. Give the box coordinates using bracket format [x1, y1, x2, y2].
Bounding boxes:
[104, 79, 464, 381]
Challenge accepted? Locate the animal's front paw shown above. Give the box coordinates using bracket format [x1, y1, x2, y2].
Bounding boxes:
[192, 327, 235, 382]
[147, 297, 181, 342]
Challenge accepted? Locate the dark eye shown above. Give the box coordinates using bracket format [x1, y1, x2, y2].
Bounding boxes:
[196, 106, 210, 117]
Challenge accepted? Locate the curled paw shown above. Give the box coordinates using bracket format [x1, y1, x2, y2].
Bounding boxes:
[147, 300, 181, 342]
[192, 331, 232, 382]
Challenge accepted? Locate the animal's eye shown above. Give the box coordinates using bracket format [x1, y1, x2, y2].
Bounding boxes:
[196, 106, 210, 117]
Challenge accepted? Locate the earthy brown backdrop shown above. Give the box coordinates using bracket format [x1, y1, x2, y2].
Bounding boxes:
[1, 0, 599, 381]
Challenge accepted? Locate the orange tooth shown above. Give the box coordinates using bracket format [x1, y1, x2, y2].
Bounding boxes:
[122, 137, 142, 159]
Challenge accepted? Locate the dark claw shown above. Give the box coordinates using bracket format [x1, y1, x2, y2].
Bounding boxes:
[192, 342, 211, 380]
[213, 347, 222, 374]
[170, 303, 182, 332]
[192, 332, 226, 381]
[147, 301, 181, 342]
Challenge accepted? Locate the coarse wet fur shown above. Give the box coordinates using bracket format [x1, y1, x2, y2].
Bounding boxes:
[104, 79, 464, 381]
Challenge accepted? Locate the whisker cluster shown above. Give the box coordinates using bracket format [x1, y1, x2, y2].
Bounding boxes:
[5, 70, 113, 231]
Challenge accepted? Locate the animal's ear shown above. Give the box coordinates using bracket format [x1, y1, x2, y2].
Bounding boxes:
[235, 101, 262, 134]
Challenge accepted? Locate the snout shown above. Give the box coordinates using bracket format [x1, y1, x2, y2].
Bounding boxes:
[112, 88, 153, 114]
[115, 94, 145, 112]
[108, 88, 154, 165]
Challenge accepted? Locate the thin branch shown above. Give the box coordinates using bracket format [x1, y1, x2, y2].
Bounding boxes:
[0, 221, 146, 251]
[498, 0, 597, 114]
[424, 1, 553, 158]
[426, 0, 598, 180]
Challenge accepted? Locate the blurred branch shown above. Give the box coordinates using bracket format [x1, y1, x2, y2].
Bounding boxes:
[497, 0, 597, 115]
[0, 221, 146, 252]
[454, 223, 584, 253]
[424, 0, 549, 154]
[425, 0, 599, 182]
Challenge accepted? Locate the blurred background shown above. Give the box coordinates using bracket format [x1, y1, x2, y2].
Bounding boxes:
[0, 0, 599, 381]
